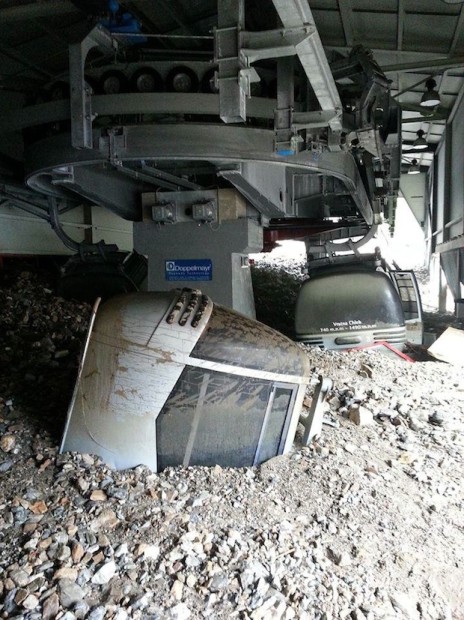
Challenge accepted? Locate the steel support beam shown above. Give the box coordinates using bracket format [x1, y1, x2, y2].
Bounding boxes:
[25, 124, 374, 225]
[112, 162, 178, 190]
[275, 57, 295, 154]
[400, 102, 450, 116]
[218, 168, 283, 218]
[216, 0, 246, 123]
[382, 56, 464, 74]
[271, 0, 343, 132]
[140, 164, 202, 190]
[338, 0, 355, 48]
[69, 25, 117, 149]
[239, 26, 315, 64]
[0, 181, 49, 203]
[401, 113, 448, 123]
[449, 5, 464, 56]
[112, 161, 202, 192]
[1, 196, 50, 221]
[442, 124, 452, 244]
[435, 235, 464, 253]
[0, 94, 277, 135]
[397, 0, 404, 52]
[292, 109, 340, 129]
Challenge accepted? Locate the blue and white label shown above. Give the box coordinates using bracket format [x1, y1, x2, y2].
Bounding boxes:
[165, 259, 212, 281]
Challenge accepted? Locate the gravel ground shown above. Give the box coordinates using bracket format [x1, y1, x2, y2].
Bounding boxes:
[0, 262, 463, 620]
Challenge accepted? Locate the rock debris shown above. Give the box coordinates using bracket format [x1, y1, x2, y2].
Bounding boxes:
[0, 265, 463, 619]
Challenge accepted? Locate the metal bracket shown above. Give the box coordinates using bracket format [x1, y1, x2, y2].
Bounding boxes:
[108, 128, 126, 164]
[292, 110, 341, 131]
[215, 1, 246, 125]
[98, 127, 127, 163]
[239, 67, 260, 97]
[300, 376, 333, 445]
[50, 165, 75, 186]
[239, 26, 315, 65]
[305, 223, 379, 255]
[69, 24, 117, 149]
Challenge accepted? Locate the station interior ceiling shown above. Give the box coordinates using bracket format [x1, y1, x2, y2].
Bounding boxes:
[0, 0, 463, 310]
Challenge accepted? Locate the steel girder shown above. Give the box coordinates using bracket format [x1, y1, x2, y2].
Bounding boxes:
[271, 0, 343, 132]
[0, 94, 276, 135]
[69, 25, 118, 149]
[25, 123, 374, 225]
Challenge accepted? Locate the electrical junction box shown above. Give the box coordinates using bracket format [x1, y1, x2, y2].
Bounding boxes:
[192, 201, 217, 222]
[152, 203, 176, 223]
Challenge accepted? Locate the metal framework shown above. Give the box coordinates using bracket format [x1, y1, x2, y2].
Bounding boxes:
[0, 0, 463, 286]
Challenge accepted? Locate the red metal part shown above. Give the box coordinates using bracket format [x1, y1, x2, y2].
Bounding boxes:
[262, 219, 368, 252]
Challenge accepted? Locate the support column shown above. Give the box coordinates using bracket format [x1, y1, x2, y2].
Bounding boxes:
[134, 218, 263, 318]
[438, 264, 448, 313]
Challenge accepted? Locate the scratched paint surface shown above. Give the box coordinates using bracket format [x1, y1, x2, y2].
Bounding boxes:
[61, 291, 208, 470]
[192, 305, 310, 376]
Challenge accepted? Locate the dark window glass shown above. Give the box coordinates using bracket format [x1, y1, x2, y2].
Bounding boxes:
[255, 387, 293, 465]
[157, 367, 272, 470]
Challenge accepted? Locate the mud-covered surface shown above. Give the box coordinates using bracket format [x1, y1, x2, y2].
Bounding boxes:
[192, 304, 310, 376]
[0, 260, 463, 619]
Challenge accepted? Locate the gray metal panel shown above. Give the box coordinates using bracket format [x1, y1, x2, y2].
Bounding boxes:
[25, 124, 374, 224]
[0, 94, 277, 135]
[134, 218, 263, 315]
[435, 141, 446, 245]
[240, 162, 287, 214]
[450, 93, 464, 239]
[399, 174, 426, 226]
[219, 169, 284, 218]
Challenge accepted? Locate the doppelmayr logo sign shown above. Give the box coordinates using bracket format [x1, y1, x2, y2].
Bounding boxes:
[165, 259, 213, 282]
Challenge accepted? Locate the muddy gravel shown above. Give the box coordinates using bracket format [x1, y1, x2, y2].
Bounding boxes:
[0, 263, 463, 620]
